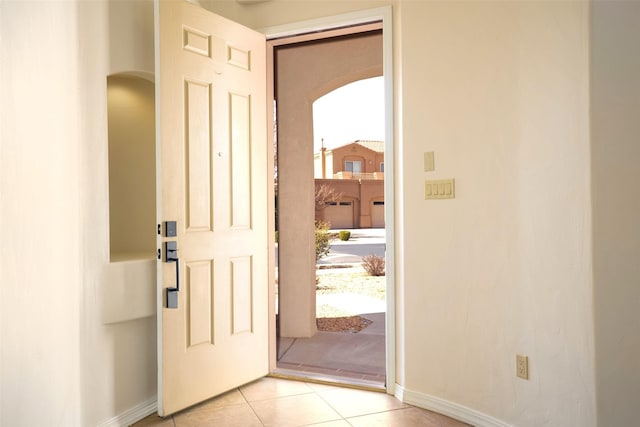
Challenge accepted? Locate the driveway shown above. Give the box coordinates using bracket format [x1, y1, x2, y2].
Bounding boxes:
[319, 228, 386, 265]
[275, 228, 386, 265]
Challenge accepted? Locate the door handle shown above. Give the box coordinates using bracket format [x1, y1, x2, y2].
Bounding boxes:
[165, 241, 180, 309]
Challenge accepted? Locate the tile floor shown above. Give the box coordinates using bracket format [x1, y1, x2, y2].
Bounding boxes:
[132, 377, 470, 427]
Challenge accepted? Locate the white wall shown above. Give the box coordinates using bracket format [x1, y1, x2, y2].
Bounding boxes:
[204, 0, 391, 30]
[1, 1, 157, 425]
[1, 2, 83, 425]
[400, 2, 594, 425]
[77, 1, 158, 426]
[591, 2, 640, 426]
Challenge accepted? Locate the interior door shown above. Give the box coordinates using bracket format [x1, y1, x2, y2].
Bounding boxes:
[156, 0, 268, 416]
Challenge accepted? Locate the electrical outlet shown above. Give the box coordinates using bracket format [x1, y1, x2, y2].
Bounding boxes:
[516, 354, 529, 380]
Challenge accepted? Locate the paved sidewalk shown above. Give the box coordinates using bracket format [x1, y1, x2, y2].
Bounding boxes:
[316, 292, 386, 314]
[277, 312, 386, 387]
[329, 228, 386, 245]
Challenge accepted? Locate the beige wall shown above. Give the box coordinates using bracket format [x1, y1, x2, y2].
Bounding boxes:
[3, 0, 639, 426]
[1, 2, 83, 424]
[591, 2, 640, 425]
[400, 2, 594, 425]
[204, 0, 391, 30]
[1, 1, 157, 426]
[80, 2, 158, 425]
[107, 75, 156, 260]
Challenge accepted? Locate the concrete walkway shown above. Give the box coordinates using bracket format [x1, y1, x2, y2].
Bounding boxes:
[277, 312, 386, 388]
[316, 293, 386, 314]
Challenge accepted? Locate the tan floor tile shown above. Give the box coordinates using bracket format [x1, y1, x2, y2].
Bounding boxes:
[306, 420, 351, 427]
[240, 376, 313, 402]
[250, 393, 342, 427]
[173, 403, 262, 427]
[130, 413, 174, 427]
[347, 406, 470, 427]
[318, 387, 406, 418]
[305, 381, 346, 392]
[187, 389, 246, 411]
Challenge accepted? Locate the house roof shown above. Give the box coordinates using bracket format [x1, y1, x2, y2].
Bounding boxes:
[325, 140, 384, 153]
[353, 140, 384, 153]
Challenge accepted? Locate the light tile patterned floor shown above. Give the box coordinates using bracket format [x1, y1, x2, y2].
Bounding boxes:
[132, 377, 470, 427]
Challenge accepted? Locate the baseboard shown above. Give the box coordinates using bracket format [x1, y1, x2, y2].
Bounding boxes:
[394, 384, 511, 427]
[97, 397, 157, 427]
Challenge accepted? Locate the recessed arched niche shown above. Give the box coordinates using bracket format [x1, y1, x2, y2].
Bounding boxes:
[107, 73, 156, 262]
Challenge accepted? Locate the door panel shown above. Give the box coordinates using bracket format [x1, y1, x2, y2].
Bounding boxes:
[157, 0, 268, 416]
[230, 92, 252, 228]
[184, 79, 213, 231]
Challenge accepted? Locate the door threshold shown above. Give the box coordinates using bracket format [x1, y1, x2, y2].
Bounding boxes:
[269, 369, 386, 393]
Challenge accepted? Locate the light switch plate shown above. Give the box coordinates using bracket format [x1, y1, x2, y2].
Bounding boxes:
[425, 179, 455, 199]
[424, 152, 435, 172]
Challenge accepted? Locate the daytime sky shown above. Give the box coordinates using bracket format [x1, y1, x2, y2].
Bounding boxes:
[312, 76, 384, 152]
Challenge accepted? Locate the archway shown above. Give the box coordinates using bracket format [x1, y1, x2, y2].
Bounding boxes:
[274, 29, 383, 338]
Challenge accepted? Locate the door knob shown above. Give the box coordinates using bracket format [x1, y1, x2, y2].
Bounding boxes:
[165, 241, 180, 309]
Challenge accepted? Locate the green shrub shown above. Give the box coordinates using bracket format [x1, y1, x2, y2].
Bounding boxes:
[338, 230, 351, 241]
[362, 254, 385, 276]
[315, 220, 332, 261]
[274, 230, 279, 243]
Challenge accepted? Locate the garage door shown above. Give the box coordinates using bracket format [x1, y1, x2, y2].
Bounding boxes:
[371, 201, 385, 228]
[323, 201, 354, 229]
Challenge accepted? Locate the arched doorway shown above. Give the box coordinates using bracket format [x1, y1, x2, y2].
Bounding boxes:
[270, 24, 386, 388]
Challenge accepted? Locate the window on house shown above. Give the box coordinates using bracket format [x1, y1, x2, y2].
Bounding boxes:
[380, 162, 384, 172]
[345, 160, 362, 173]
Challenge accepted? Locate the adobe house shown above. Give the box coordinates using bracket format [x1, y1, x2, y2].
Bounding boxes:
[2, 1, 639, 426]
[315, 140, 385, 228]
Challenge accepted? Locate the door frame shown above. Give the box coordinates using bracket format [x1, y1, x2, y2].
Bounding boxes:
[262, 6, 396, 394]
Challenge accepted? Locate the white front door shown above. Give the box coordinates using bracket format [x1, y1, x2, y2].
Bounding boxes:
[156, 0, 269, 416]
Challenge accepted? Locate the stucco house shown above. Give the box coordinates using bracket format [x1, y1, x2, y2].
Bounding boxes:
[1, 1, 639, 426]
[315, 140, 385, 228]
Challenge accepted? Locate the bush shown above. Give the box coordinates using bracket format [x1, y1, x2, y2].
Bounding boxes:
[274, 230, 278, 243]
[338, 230, 351, 241]
[315, 220, 332, 261]
[362, 254, 385, 276]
